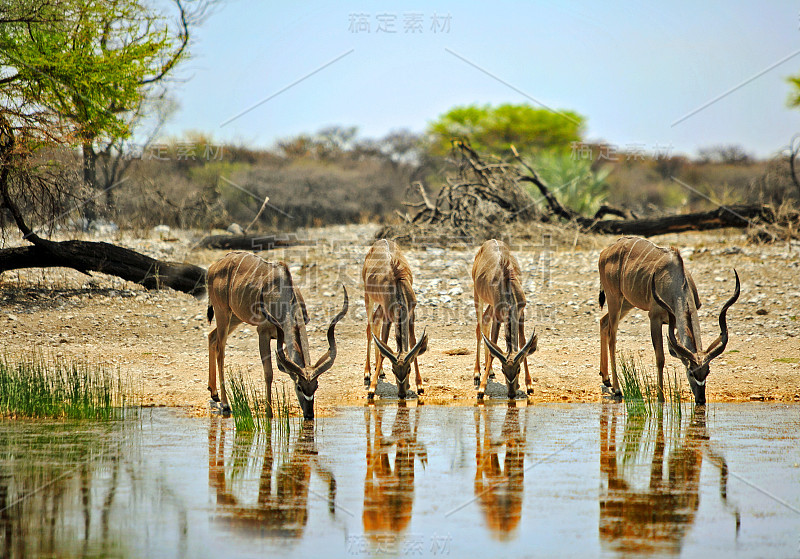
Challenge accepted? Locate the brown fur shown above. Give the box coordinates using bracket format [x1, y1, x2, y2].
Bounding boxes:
[471, 239, 537, 399]
[206, 251, 346, 419]
[362, 240, 427, 398]
[598, 236, 738, 403]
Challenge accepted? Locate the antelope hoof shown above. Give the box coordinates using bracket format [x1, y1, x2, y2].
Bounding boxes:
[489, 371, 496, 380]
[364, 375, 370, 388]
[208, 388, 220, 402]
[527, 388, 534, 396]
[473, 376, 480, 388]
[477, 392, 484, 401]
[221, 403, 231, 415]
[417, 387, 424, 395]
[602, 378, 612, 388]
[379, 372, 386, 379]
[367, 391, 375, 401]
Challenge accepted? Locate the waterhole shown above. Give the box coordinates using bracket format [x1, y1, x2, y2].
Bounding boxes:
[0, 403, 797, 557]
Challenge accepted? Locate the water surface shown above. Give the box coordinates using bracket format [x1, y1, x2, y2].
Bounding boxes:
[0, 403, 798, 558]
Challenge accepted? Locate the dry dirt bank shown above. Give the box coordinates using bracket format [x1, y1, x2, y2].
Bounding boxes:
[1, 225, 798, 416]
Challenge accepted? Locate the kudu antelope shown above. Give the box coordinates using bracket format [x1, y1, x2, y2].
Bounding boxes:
[598, 237, 740, 404]
[362, 240, 428, 400]
[206, 252, 348, 419]
[472, 240, 538, 400]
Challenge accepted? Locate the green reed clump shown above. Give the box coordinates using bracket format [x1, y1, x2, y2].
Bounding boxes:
[0, 353, 137, 420]
[227, 370, 294, 433]
[618, 352, 682, 417]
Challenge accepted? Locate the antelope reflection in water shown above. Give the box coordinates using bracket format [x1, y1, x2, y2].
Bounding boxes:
[362, 403, 427, 542]
[208, 417, 336, 539]
[599, 405, 739, 555]
[474, 404, 527, 541]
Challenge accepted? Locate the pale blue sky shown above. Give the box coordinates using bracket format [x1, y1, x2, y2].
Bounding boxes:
[163, 1, 800, 158]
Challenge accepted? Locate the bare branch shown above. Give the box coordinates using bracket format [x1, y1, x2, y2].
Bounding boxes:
[243, 195, 270, 233]
[789, 134, 800, 198]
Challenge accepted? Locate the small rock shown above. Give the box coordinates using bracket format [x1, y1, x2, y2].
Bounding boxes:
[755, 308, 768, 315]
[722, 247, 742, 255]
[749, 394, 765, 401]
[227, 223, 244, 235]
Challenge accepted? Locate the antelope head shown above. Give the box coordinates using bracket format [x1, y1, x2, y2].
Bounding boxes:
[266, 285, 348, 419]
[651, 270, 740, 405]
[481, 330, 538, 398]
[372, 331, 429, 399]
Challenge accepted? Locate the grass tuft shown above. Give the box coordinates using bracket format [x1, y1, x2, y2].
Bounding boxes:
[0, 352, 138, 420]
[618, 352, 683, 418]
[227, 369, 297, 434]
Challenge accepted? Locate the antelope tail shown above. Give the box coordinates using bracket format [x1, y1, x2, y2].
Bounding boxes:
[207, 305, 214, 324]
[599, 289, 606, 309]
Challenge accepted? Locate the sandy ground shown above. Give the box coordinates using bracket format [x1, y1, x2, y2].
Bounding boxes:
[1, 224, 799, 416]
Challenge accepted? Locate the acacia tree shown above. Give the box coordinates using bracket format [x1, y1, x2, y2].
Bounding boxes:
[785, 75, 800, 197]
[427, 103, 586, 157]
[0, 0, 211, 215]
[425, 103, 612, 213]
[0, 0, 212, 294]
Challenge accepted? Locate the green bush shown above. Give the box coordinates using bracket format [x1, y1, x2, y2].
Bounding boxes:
[527, 151, 609, 215]
[428, 103, 586, 156]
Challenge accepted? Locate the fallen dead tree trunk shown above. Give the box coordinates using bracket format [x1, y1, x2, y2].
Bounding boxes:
[380, 141, 797, 243]
[0, 118, 207, 296]
[583, 204, 779, 236]
[0, 240, 207, 296]
[510, 145, 786, 237]
[195, 234, 314, 251]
